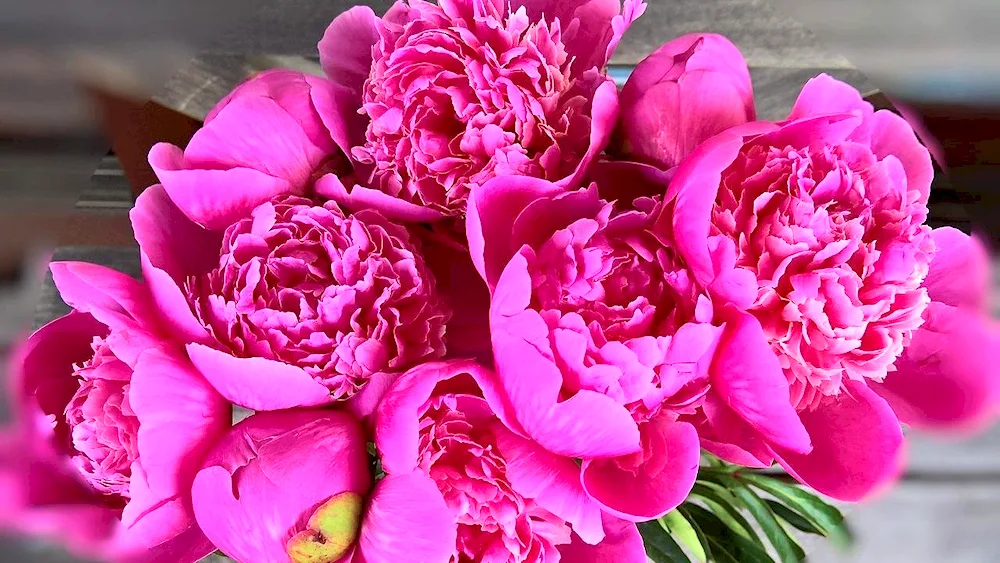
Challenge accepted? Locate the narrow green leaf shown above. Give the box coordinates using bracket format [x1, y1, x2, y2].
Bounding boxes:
[681, 504, 776, 563]
[677, 506, 713, 562]
[661, 510, 707, 562]
[740, 473, 853, 548]
[638, 520, 692, 563]
[766, 499, 823, 535]
[690, 482, 759, 542]
[731, 483, 804, 563]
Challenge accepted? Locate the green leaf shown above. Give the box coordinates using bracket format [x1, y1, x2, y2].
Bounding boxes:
[731, 484, 805, 563]
[766, 499, 823, 535]
[638, 520, 692, 563]
[690, 482, 759, 542]
[662, 510, 707, 562]
[739, 473, 853, 549]
[681, 504, 776, 563]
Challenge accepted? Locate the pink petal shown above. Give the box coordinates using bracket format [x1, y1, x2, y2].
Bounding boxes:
[867, 109, 934, 202]
[185, 343, 331, 411]
[148, 143, 295, 231]
[581, 418, 700, 521]
[129, 346, 230, 501]
[130, 184, 222, 282]
[119, 463, 198, 554]
[924, 227, 991, 311]
[587, 160, 672, 204]
[786, 73, 870, 121]
[354, 470, 456, 563]
[346, 371, 399, 422]
[712, 309, 811, 453]
[873, 303, 1000, 433]
[319, 6, 379, 98]
[140, 251, 211, 345]
[559, 79, 618, 189]
[557, 514, 646, 563]
[466, 176, 563, 290]
[495, 427, 604, 544]
[308, 75, 370, 160]
[49, 262, 155, 334]
[774, 380, 904, 502]
[316, 174, 445, 223]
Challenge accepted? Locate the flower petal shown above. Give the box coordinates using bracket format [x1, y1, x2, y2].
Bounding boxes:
[786, 73, 870, 121]
[354, 470, 456, 563]
[186, 343, 331, 411]
[130, 184, 222, 282]
[319, 5, 380, 98]
[581, 418, 700, 521]
[316, 174, 445, 223]
[867, 109, 934, 202]
[557, 514, 646, 563]
[774, 380, 904, 502]
[49, 262, 155, 333]
[924, 227, 991, 311]
[560, 78, 619, 189]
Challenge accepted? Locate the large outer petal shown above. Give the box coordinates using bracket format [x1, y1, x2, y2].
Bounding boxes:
[495, 427, 605, 544]
[186, 343, 332, 411]
[191, 409, 371, 563]
[873, 303, 1000, 433]
[581, 417, 700, 521]
[353, 470, 457, 563]
[319, 5, 379, 99]
[774, 380, 904, 502]
[559, 78, 620, 189]
[786, 73, 871, 121]
[490, 252, 641, 458]
[556, 514, 646, 563]
[924, 227, 991, 311]
[49, 262, 157, 335]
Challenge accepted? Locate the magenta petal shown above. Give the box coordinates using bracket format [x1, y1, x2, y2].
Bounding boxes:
[786, 73, 870, 121]
[49, 261, 154, 333]
[924, 227, 991, 310]
[307, 75, 369, 160]
[355, 470, 456, 563]
[130, 184, 222, 281]
[185, 343, 331, 411]
[560, 79, 618, 189]
[557, 514, 646, 563]
[867, 109, 934, 202]
[495, 427, 604, 544]
[140, 251, 211, 345]
[712, 310, 811, 453]
[873, 303, 1000, 433]
[588, 160, 672, 204]
[148, 143, 295, 231]
[319, 5, 379, 98]
[315, 174, 445, 223]
[466, 176, 563, 290]
[129, 347, 229, 501]
[582, 418, 700, 521]
[775, 380, 904, 502]
[346, 371, 399, 422]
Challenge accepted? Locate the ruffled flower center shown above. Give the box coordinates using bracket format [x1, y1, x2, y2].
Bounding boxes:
[354, 0, 602, 214]
[712, 141, 933, 408]
[526, 204, 710, 423]
[418, 392, 570, 563]
[64, 336, 138, 500]
[186, 195, 449, 400]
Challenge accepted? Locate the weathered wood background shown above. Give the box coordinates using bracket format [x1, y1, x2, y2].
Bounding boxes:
[5, 0, 1000, 561]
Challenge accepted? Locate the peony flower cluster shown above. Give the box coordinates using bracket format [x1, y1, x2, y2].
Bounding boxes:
[3, 3, 997, 563]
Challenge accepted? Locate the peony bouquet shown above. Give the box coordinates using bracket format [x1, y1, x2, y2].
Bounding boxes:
[4, 1, 999, 562]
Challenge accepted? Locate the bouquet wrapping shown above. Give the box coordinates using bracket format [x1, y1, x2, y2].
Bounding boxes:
[3, 1, 998, 562]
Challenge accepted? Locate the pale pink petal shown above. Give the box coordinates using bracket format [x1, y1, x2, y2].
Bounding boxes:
[873, 303, 1000, 433]
[148, 143, 295, 231]
[775, 380, 904, 502]
[495, 427, 605, 544]
[186, 343, 331, 411]
[924, 227, 991, 311]
[581, 418, 700, 521]
[466, 176, 563, 290]
[711, 309, 811, 453]
[354, 470, 457, 563]
[319, 6, 379, 98]
[557, 514, 646, 563]
[316, 173, 445, 223]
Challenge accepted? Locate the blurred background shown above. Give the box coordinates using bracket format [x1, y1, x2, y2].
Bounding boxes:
[1, 0, 999, 561]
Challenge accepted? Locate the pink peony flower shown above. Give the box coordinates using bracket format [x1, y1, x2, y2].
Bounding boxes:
[190, 409, 371, 563]
[322, 0, 646, 217]
[617, 33, 755, 170]
[361, 359, 646, 563]
[467, 177, 810, 520]
[131, 185, 450, 412]
[2, 263, 229, 562]
[669, 74, 940, 499]
[873, 227, 1000, 433]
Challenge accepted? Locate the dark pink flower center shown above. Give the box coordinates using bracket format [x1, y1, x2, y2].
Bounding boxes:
[186, 195, 449, 400]
[354, 0, 601, 215]
[64, 336, 139, 500]
[418, 392, 570, 562]
[713, 141, 933, 408]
